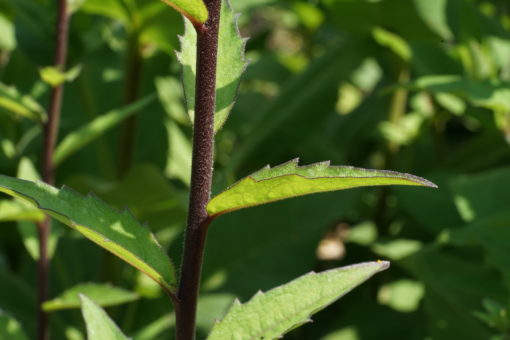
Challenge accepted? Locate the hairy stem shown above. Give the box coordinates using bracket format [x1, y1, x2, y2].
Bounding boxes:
[38, 0, 70, 339]
[175, 1, 221, 339]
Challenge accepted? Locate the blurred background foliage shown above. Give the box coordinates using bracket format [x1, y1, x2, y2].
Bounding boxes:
[0, 0, 510, 339]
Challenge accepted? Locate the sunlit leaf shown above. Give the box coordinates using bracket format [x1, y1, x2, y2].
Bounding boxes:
[372, 27, 412, 61]
[413, 0, 453, 40]
[43, 283, 138, 312]
[161, 0, 208, 25]
[413, 75, 510, 113]
[207, 261, 389, 340]
[0, 12, 16, 51]
[0, 175, 176, 292]
[39, 65, 82, 87]
[54, 95, 156, 166]
[80, 295, 129, 340]
[0, 83, 46, 122]
[178, 0, 247, 133]
[207, 159, 437, 216]
[0, 200, 44, 222]
[15, 157, 59, 261]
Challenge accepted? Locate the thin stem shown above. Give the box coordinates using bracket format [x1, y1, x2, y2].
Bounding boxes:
[38, 0, 70, 339]
[175, 1, 221, 338]
[117, 32, 142, 178]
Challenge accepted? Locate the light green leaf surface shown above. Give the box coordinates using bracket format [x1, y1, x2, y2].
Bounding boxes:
[207, 261, 390, 340]
[207, 159, 437, 216]
[0, 175, 176, 292]
[413, 75, 510, 113]
[80, 295, 129, 340]
[43, 283, 138, 312]
[161, 0, 208, 25]
[372, 27, 411, 61]
[0, 200, 44, 222]
[39, 65, 82, 87]
[0, 12, 16, 51]
[54, 95, 155, 166]
[0, 313, 29, 340]
[178, 0, 247, 133]
[413, 0, 453, 40]
[15, 157, 59, 260]
[0, 83, 47, 122]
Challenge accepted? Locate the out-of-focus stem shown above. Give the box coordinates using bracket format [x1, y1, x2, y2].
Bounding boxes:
[38, 0, 70, 339]
[117, 32, 142, 178]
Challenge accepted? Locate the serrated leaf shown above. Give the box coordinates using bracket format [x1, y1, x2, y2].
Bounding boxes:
[80, 294, 130, 340]
[178, 0, 247, 133]
[161, 0, 208, 25]
[207, 261, 390, 340]
[0, 313, 29, 340]
[0, 175, 176, 292]
[54, 94, 155, 166]
[43, 283, 138, 312]
[207, 159, 437, 216]
[0, 83, 47, 122]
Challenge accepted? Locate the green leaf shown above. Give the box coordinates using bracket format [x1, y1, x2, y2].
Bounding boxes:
[413, 0, 453, 40]
[15, 157, 59, 260]
[0, 313, 29, 340]
[43, 283, 138, 312]
[0, 200, 44, 222]
[39, 65, 82, 87]
[0, 12, 16, 51]
[0, 175, 176, 292]
[80, 295, 129, 340]
[0, 83, 47, 122]
[178, 0, 247, 133]
[207, 159, 437, 216]
[413, 75, 510, 113]
[372, 27, 412, 61]
[161, 0, 208, 25]
[450, 167, 510, 222]
[53, 95, 156, 166]
[207, 261, 390, 340]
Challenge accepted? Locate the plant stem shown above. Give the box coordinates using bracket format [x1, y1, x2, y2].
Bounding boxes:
[38, 0, 70, 339]
[117, 32, 142, 178]
[175, 1, 221, 338]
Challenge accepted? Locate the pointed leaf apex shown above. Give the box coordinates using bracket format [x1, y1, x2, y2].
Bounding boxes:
[207, 160, 437, 216]
[208, 261, 390, 339]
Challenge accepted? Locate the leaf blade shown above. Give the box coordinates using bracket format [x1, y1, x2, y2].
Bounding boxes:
[43, 283, 138, 312]
[80, 294, 129, 340]
[0, 83, 47, 122]
[207, 261, 390, 340]
[207, 159, 437, 216]
[0, 175, 176, 292]
[53, 94, 155, 166]
[161, 0, 208, 25]
[179, 0, 247, 133]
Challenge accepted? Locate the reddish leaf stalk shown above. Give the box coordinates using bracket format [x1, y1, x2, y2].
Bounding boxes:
[38, 0, 70, 339]
[175, 1, 221, 339]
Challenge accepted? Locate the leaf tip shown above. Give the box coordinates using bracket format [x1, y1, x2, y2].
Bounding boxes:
[376, 260, 390, 271]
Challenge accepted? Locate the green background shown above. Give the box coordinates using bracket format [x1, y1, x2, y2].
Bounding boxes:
[0, 0, 509, 339]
